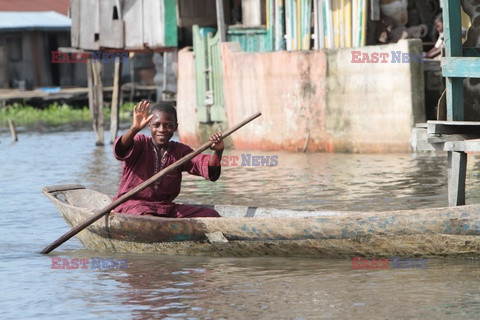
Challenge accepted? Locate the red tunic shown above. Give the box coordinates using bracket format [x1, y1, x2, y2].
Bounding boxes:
[113, 134, 220, 217]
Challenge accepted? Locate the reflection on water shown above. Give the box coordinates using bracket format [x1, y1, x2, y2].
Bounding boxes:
[2, 130, 480, 319]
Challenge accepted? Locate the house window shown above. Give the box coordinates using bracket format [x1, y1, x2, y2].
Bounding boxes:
[7, 37, 22, 62]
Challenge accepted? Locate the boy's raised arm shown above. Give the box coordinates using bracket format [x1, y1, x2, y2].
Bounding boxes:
[117, 100, 152, 155]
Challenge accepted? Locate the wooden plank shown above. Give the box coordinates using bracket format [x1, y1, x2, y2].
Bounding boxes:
[448, 151, 466, 206]
[427, 120, 480, 134]
[428, 134, 480, 144]
[143, 0, 164, 47]
[79, 0, 100, 50]
[70, 0, 81, 48]
[429, 139, 480, 152]
[163, 0, 178, 47]
[445, 140, 480, 152]
[442, 57, 480, 78]
[100, 0, 124, 48]
[123, 0, 144, 48]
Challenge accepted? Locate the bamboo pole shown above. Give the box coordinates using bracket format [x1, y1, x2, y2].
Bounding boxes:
[352, 0, 357, 47]
[339, 0, 344, 48]
[345, 0, 352, 48]
[333, 0, 340, 48]
[361, 0, 367, 46]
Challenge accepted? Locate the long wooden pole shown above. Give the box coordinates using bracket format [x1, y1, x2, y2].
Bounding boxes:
[40, 112, 262, 254]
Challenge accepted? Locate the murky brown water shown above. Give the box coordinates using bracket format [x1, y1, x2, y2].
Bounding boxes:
[2, 128, 480, 319]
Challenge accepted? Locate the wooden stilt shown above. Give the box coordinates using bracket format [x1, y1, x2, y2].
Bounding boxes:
[448, 151, 467, 206]
[8, 118, 17, 142]
[110, 57, 122, 144]
[129, 53, 135, 102]
[87, 58, 105, 146]
[162, 52, 168, 101]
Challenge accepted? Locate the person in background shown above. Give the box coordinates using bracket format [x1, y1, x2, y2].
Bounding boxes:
[425, 14, 444, 59]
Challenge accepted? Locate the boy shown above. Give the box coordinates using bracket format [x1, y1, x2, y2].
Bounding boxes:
[113, 100, 223, 217]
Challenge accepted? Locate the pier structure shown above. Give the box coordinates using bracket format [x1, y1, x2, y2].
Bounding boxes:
[425, 0, 480, 206]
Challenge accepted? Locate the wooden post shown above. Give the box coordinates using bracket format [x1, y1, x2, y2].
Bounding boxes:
[87, 58, 105, 146]
[448, 151, 467, 206]
[8, 118, 17, 142]
[162, 52, 168, 100]
[216, 0, 226, 42]
[443, 0, 464, 121]
[110, 57, 122, 144]
[129, 53, 135, 102]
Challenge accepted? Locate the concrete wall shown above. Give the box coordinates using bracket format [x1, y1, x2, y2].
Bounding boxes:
[177, 39, 426, 153]
[326, 39, 425, 152]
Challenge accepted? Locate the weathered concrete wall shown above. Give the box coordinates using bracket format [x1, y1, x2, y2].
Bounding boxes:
[176, 47, 200, 147]
[221, 42, 330, 151]
[326, 39, 425, 152]
[177, 39, 426, 153]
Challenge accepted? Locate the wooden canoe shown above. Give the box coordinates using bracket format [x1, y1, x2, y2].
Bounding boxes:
[42, 184, 480, 257]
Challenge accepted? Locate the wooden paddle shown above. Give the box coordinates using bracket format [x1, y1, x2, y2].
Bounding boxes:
[40, 112, 262, 254]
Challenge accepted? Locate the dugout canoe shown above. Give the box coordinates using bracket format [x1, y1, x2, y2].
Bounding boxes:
[42, 184, 480, 257]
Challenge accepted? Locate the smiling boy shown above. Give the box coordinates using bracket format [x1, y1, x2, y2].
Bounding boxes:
[113, 100, 223, 217]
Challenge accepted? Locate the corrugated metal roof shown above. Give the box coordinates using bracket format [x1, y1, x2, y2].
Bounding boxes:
[0, 11, 71, 32]
[0, 0, 70, 15]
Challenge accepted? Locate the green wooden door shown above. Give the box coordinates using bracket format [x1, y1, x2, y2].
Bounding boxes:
[192, 25, 227, 123]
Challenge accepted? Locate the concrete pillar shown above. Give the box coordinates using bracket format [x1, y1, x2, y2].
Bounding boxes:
[242, 0, 262, 26]
[448, 151, 467, 206]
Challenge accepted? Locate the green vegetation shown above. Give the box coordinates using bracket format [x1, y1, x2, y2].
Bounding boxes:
[0, 102, 134, 128]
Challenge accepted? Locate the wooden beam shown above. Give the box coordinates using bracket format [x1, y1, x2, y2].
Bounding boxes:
[427, 121, 480, 135]
[429, 139, 480, 152]
[463, 48, 480, 57]
[442, 0, 464, 121]
[442, 57, 480, 78]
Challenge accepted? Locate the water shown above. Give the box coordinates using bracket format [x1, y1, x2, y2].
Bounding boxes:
[2, 129, 480, 319]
